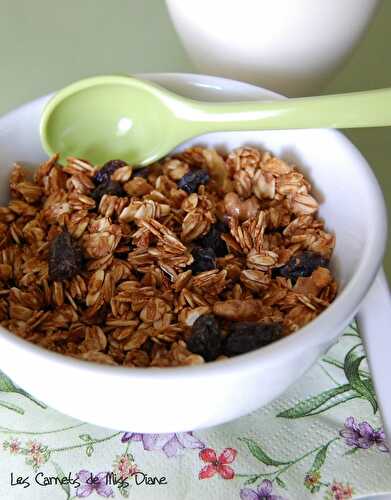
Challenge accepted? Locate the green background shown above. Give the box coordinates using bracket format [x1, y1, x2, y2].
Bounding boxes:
[0, 0, 389, 277]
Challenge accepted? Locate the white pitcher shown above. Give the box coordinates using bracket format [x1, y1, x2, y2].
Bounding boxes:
[166, 0, 380, 96]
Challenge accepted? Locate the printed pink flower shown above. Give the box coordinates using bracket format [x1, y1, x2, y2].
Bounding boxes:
[198, 447, 237, 480]
[75, 470, 113, 498]
[113, 453, 139, 480]
[27, 440, 42, 454]
[25, 440, 50, 469]
[326, 480, 354, 500]
[8, 438, 21, 454]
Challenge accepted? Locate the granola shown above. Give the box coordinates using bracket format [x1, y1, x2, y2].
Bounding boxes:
[0, 147, 336, 366]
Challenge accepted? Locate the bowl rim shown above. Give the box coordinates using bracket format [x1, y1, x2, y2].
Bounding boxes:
[0, 72, 387, 381]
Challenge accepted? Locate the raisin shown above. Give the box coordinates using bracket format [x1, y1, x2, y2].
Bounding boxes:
[177, 169, 210, 193]
[224, 322, 282, 356]
[266, 226, 284, 234]
[190, 246, 216, 275]
[93, 159, 127, 184]
[114, 251, 131, 261]
[91, 180, 126, 204]
[273, 251, 329, 284]
[197, 221, 229, 257]
[187, 314, 222, 361]
[133, 166, 151, 178]
[49, 231, 83, 282]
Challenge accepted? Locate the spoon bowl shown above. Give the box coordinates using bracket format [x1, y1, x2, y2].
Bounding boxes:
[40, 76, 188, 166]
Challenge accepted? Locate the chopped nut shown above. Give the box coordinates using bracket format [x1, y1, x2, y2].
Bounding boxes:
[213, 299, 264, 321]
[224, 192, 241, 218]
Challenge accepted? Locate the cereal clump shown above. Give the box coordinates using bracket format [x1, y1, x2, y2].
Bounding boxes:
[0, 147, 336, 366]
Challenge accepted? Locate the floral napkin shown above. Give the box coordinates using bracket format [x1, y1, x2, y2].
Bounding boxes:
[0, 322, 391, 500]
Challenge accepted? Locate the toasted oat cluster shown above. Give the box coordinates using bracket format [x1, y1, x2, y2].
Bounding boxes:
[0, 147, 337, 367]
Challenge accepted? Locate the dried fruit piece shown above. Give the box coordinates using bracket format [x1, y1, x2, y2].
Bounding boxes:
[93, 159, 127, 184]
[177, 169, 210, 193]
[91, 180, 125, 204]
[197, 221, 228, 257]
[187, 314, 222, 361]
[49, 231, 83, 281]
[190, 247, 216, 275]
[224, 322, 282, 356]
[132, 166, 151, 178]
[273, 251, 329, 283]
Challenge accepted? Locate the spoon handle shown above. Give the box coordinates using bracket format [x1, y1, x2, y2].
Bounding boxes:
[181, 88, 391, 135]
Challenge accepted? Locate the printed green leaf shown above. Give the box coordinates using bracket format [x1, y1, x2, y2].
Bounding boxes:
[347, 321, 359, 334]
[0, 371, 15, 392]
[309, 442, 332, 473]
[119, 485, 130, 498]
[343, 346, 363, 382]
[277, 384, 352, 418]
[0, 370, 46, 409]
[362, 378, 377, 401]
[344, 347, 378, 413]
[275, 477, 287, 489]
[43, 449, 51, 463]
[79, 434, 93, 442]
[52, 461, 71, 500]
[239, 438, 290, 466]
[303, 394, 357, 416]
[0, 399, 24, 414]
[86, 445, 94, 457]
[322, 357, 369, 378]
[362, 376, 375, 391]
[244, 476, 259, 485]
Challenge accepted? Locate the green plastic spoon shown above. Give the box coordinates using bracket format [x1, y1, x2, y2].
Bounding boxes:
[40, 75, 391, 166]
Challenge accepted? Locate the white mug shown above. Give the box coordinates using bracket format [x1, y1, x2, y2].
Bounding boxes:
[166, 0, 380, 96]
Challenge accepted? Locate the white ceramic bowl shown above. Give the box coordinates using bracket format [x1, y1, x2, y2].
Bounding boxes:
[166, 0, 380, 96]
[0, 74, 387, 432]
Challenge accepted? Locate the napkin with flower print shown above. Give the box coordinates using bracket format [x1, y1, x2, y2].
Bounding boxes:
[0, 322, 391, 500]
